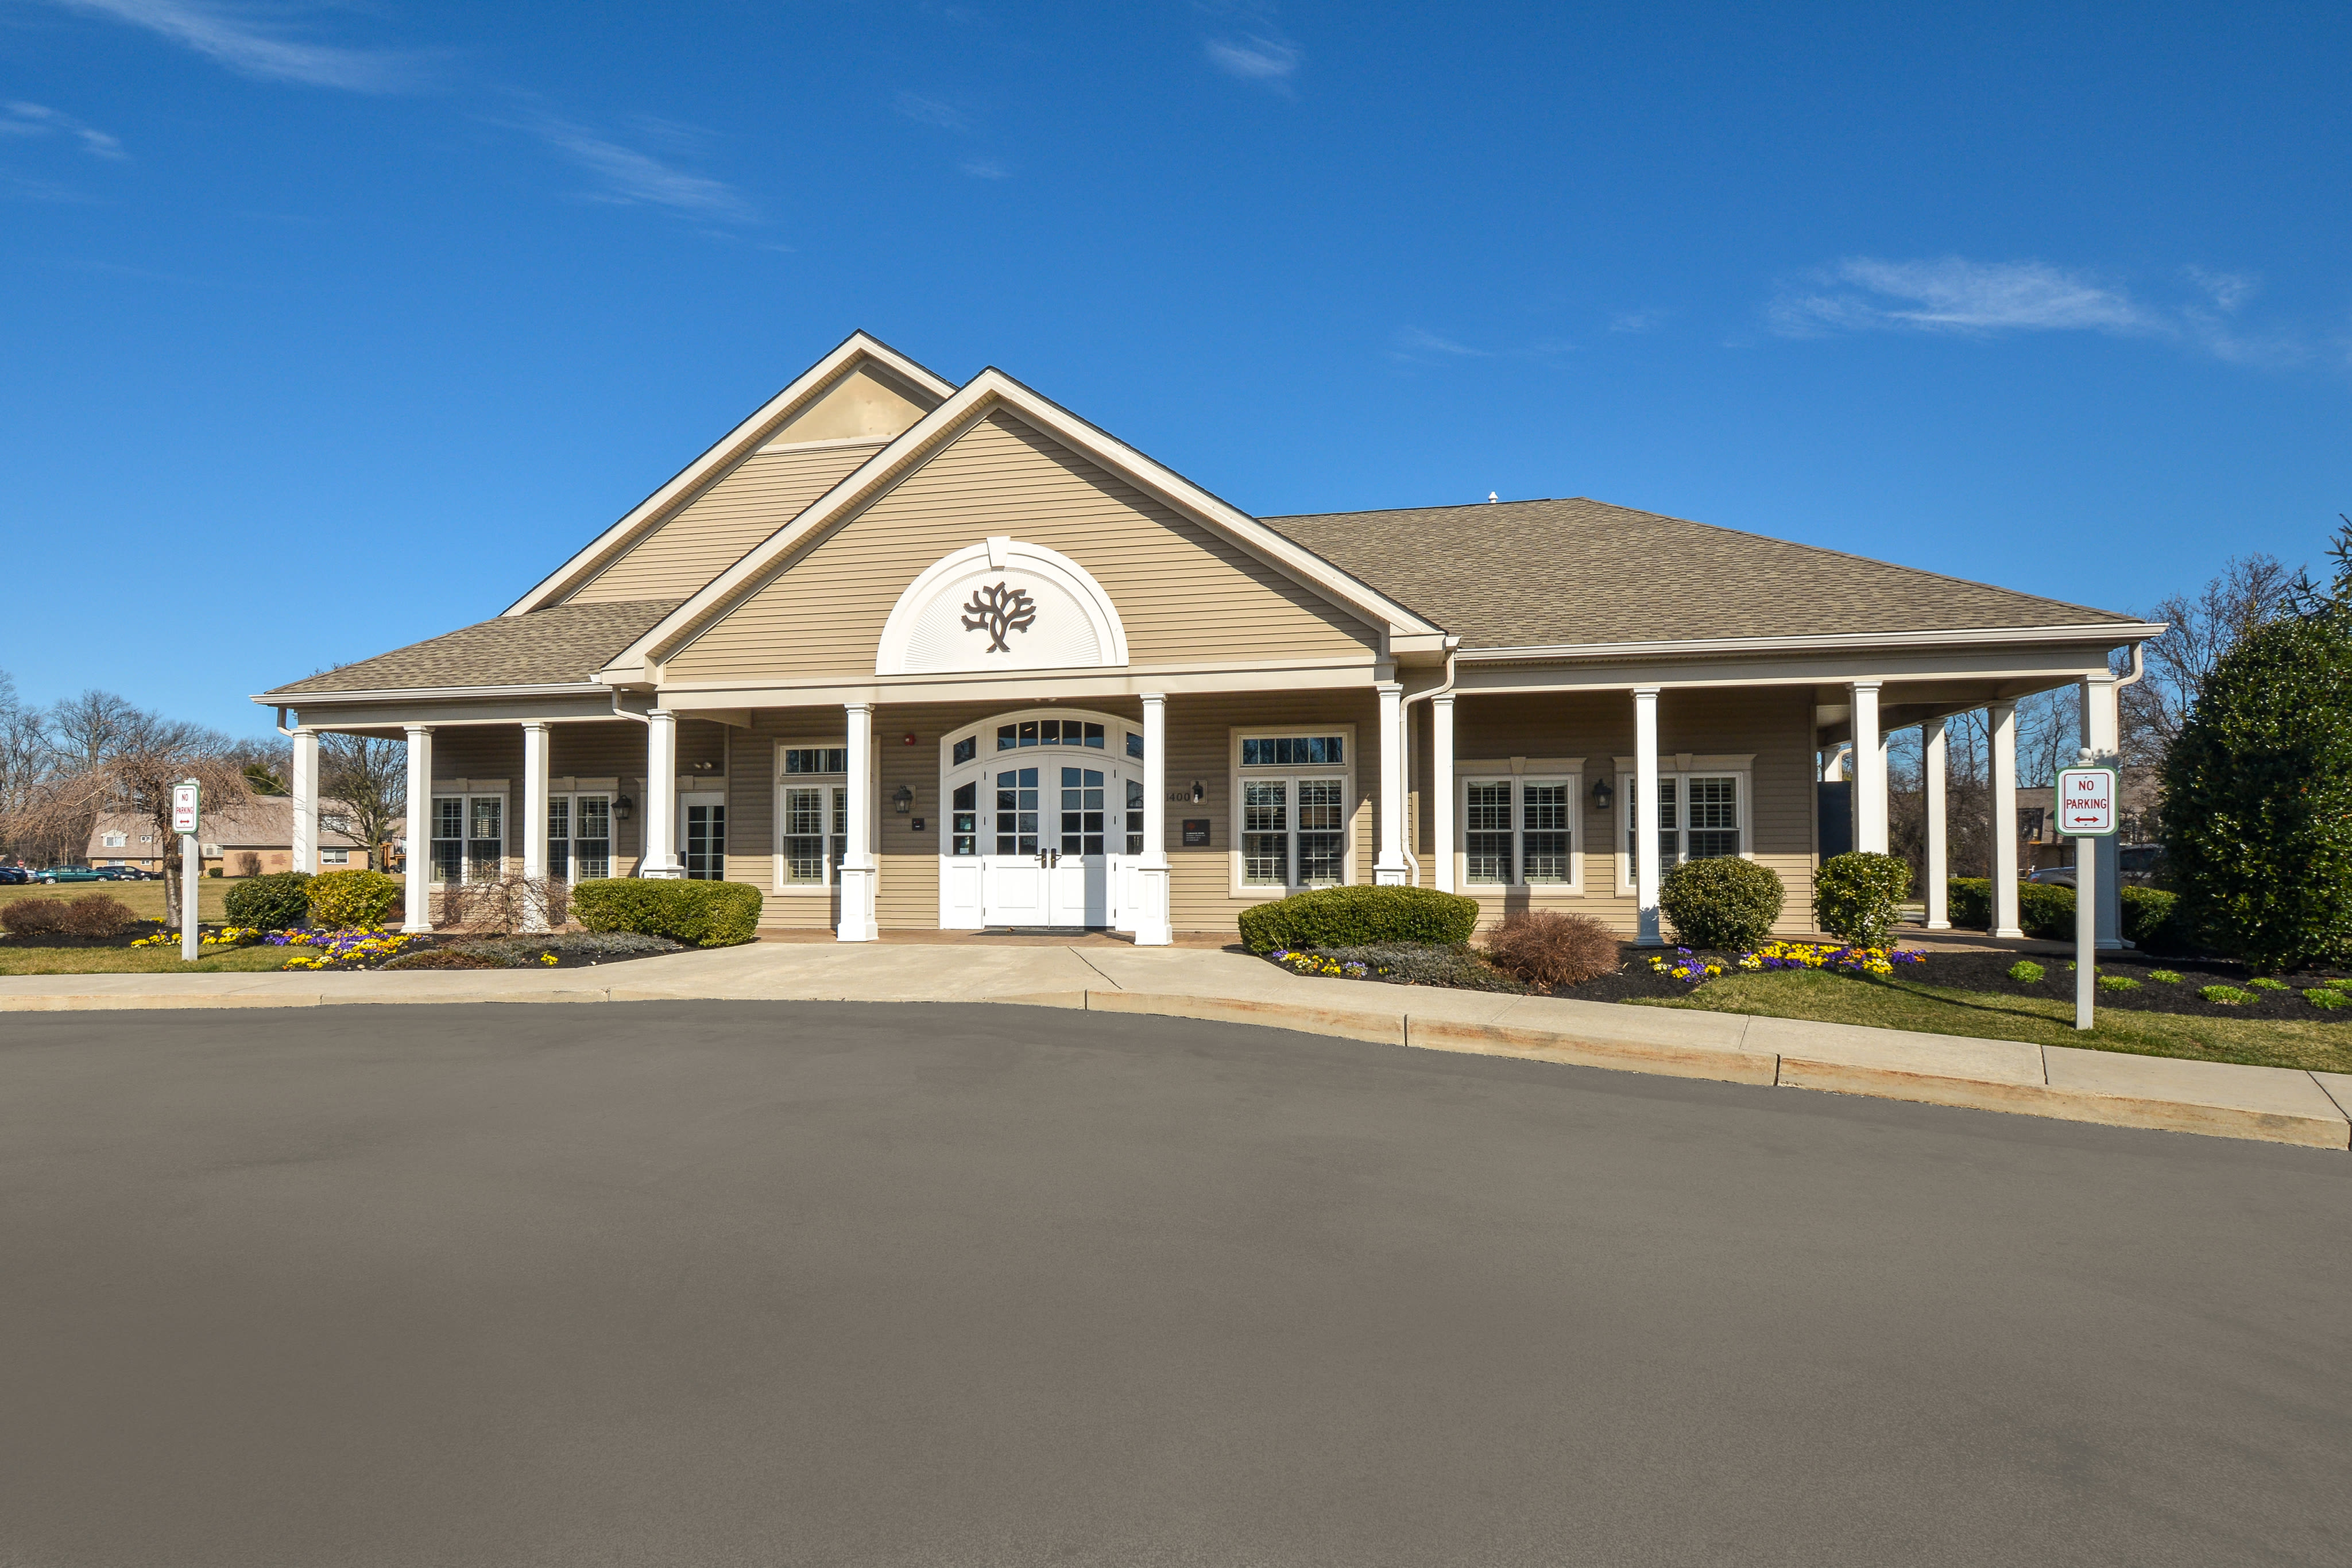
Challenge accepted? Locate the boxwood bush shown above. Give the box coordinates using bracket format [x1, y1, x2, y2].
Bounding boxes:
[1659, 856, 1785, 950]
[1813, 851, 1912, 946]
[307, 868, 401, 928]
[571, 878, 762, 947]
[2016, 880, 2075, 941]
[225, 870, 312, 930]
[1237, 885, 1477, 953]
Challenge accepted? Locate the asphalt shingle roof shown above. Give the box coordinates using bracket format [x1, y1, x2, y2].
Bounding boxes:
[1263, 497, 2140, 649]
[263, 599, 682, 697]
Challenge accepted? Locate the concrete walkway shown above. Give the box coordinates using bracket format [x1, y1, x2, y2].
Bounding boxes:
[3, 943, 2347, 1150]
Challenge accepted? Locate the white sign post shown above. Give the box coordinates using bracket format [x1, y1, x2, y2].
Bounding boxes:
[171, 780, 201, 962]
[2057, 753, 2118, 1031]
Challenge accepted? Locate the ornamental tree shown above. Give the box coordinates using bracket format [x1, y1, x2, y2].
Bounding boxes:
[2162, 522, 2352, 971]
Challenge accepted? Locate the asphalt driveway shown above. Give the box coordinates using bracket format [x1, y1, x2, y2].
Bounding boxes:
[3, 1001, 2347, 1567]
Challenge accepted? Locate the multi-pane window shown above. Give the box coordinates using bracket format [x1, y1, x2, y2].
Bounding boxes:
[1237, 732, 1352, 890]
[1625, 775, 1742, 876]
[782, 785, 846, 884]
[1125, 732, 1144, 760]
[996, 719, 1104, 751]
[1124, 780, 1144, 854]
[547, 795, 612, 884]
[783, 748, 848, 775]
[952, 735, 978, 766]
[1058, 767, 1105, 855]
[950, 782, 979, 856]
[1462, 779, 1575, 885]
[431, 794, 504, 884]
[994, 768, 1040, 854]
[682, 801, 725, 880]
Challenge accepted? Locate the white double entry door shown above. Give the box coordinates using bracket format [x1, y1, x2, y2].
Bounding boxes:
[939, 711, 1143, 931]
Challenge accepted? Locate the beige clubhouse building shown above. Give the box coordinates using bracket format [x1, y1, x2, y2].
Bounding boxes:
[257, 333, 2158, 946]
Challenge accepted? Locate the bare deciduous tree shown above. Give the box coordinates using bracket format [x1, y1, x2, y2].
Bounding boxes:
[318, 733, 407, 873]
[2119, 552, 2294, 771]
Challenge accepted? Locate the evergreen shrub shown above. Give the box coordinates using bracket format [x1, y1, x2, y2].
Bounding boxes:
[571, 878, 761, 947]
[1236, 885, 1477, 953]
[307, 869, 401, 928]
[1813, 851, 1912, 946]
[1659, 856, 1785, 950]
[226, 871, 312, 930]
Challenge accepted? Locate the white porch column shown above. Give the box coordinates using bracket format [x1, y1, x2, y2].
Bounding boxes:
[521, 721, 551, 930]
[289, 727, 318, 875]
[1135, 694, 1172, 946]
[837, 702, 879, 941]
[1431, 694, 1457, 893]
[1850, 680, 1887, 854]
[1374, 680, 1409, 885]
[2080, 673, 2125, 948]
[403, 725, 433, 934]
[641, 709, 683, 878]
[1633, 687, 1661, 944]
[1922, 718, 1950, 929]
[1990, 700, 2023, 939]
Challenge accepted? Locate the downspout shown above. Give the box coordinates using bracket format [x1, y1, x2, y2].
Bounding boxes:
[1396, 639, 1460, 888]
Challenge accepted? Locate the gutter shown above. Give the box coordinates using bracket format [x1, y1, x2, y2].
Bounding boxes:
[1396, 638, 1461, 886]
[1457, 622, 2170, 663]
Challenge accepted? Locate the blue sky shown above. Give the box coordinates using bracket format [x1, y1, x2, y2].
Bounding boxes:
[2, 0, 2346, 736]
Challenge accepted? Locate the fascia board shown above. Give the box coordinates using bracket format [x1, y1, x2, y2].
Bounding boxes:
[610, 370, 1439, 679]
[1458, 622, 2168, 663]
[501, 332, 959, 617]
[253, 682, 612, 705]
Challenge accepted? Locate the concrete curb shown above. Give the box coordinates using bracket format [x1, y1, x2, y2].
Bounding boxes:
[3, 973, 2345, 1151]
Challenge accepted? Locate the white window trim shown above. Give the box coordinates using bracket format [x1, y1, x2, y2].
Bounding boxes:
[772, 738, 850, 896]
[1228, 725, 1359, 899]
[1455, 757, 1585, 897]
[427, 781, 511, 889]
[546, 791, 616, 886]
[1611, 753, 1755, 895]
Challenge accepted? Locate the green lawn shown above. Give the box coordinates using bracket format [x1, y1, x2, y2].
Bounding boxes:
[0, 943, 296, 976]
[1634, 969, 2352, 1075]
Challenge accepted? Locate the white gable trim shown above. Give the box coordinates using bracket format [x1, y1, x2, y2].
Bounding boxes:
[601, 368, 1441, 683]
[876, 537, 1130, 676]
[503, 332, 958, 617]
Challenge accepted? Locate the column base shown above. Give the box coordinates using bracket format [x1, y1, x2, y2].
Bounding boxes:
[1374, 860, 1410, 888]
[1132, 864, 1172, 946]
[836, 864, 879, 942]
[1924, 919, 1952, 931]
[640, 862, 685, 880]
[1993, 926, 2025, 940]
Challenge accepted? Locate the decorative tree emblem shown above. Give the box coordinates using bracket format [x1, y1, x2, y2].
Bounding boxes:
[960, 580, 1038, 652]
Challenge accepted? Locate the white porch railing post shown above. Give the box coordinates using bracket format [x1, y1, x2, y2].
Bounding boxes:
[1634, 687, 1661, 945]
[289, 727, 318, 876]
[1431, 694, 1456, 894]
[1135, 694, 1172, 946]
[1923, 718, 1950, 929]
[837, 703, 879, 941]
[1990, 700, 2023, 938]
[641, 710, 683, 878]
[403, 725, 433, 933]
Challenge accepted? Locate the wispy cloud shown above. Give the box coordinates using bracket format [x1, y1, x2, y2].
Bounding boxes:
[1609, 308, 1668, 334]
[512, 113, 754, 220]
[2, 100, 126, 158]
[1392, 327, 1490, 358]
[1204, 33, 1298, 86]
[892, 91, 968, 133]
[1770, 257, 2144, 336]
[38, 0, 430, 92]
[959, 158, 1009, 180]
[1769, 254, 2310, 367]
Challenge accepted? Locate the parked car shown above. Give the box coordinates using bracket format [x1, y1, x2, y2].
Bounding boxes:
[0, 865, 27, 885]
[2028, 846, 2165, 891]
[94, 866, 153, 881]
[2028, 865, 2077, 888]
[32, 866, 107, 884]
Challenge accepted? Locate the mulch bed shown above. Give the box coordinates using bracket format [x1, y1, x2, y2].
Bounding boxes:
[1270, 942, 2352, 1021]
[0, 924, 691, 971]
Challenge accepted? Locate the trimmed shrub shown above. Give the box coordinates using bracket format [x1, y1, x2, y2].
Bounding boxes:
[2163, 609, 2352, 971]
[1659, 857, 1785, 950]
[1236, 885, 1477, 953]
[2017, 881, 2076, 942]
[2119, 885, 2186, 951]
[1481, 910, 1621, 988]
[1813, 851, 1912, 946]
[1, 899, 68, 938]
[226, 871, 313, 931]
[307, 869, 401, 928]
[60, 894, 139, 938]
[1947, 878, 1992, 930]
[571, 878, 762, 947]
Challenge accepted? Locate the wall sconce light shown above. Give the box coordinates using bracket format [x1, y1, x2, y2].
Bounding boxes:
[613, 795, 635, 822]
[1189, 780, 1206, 804]
[1589, 777, 1614, 811]
[688, 760, 716, 774]
[892, 784, 915, 815]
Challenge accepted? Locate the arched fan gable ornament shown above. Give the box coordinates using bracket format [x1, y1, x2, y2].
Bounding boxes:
[876, 536, 1131, 676]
